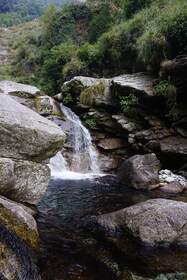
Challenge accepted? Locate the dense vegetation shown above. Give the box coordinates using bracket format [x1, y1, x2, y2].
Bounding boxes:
[8, 0, 187, 94]
[0, 0, 71, 26]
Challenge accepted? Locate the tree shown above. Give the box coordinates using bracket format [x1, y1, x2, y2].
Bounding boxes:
[88, 5, 113, 43]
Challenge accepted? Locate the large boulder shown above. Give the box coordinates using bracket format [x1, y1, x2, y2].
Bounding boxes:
[0, 93, 66, 204]
[117, 154, 160, 190]
[11, 160, 50, 204]
[111, 73, 154, 97]
[60, 76, 116, 108]
[0, 92, 65, 162]
[95, 198, 187, 246]
[0, 196, 41, 279]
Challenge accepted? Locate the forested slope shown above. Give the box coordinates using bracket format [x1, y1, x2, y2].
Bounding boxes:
[0, 0, 71, 26]
[9, 0, 186, 94]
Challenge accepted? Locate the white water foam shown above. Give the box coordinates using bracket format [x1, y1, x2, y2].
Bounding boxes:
[49, 105, 102, 180]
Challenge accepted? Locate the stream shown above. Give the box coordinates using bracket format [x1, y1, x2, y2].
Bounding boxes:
[36, 105, 187, 280]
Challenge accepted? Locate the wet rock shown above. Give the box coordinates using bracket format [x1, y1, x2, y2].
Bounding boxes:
[160, 136, 187, 164]
[131, 272, 187, 280]
[97, 138, 128, 150]
[0, 196, 41, 279]
[173, 117, 187, 138]
[117, 154, 160, 190]
[160, 182, 184, 194]
[95, 198, 187, 246]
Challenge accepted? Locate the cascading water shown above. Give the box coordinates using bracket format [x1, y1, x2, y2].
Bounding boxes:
[49, 104, 101, 178]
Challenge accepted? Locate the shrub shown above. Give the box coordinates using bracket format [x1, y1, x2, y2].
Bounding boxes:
[120, 94, 139, 115]
[124, 0, 153, 19]
[80, 83, 105, 107]
[87, 5, 113, 43]
[62, 57, 83, 80]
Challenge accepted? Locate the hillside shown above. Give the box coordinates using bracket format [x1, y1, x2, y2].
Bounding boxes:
[0, 0, 72, 27]
[5, 0, 186, 94]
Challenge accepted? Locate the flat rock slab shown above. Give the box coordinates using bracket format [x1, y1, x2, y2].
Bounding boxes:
[0, 80, 40, 96]
[112, 73, 154, 96]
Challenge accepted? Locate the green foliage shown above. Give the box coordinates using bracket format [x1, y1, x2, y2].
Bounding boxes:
[10, 0, 187, 96]
[41, 3, 94, 48]
[0, 0, 43, 27]
[124, 0, 153, 19]
[120, 94, 139, 114]
[79, 0, 187, 73]
[137, 0, 187, 68]
[62, 93, 74, 105]
[153, 80, 177, 108]
[0, 0, 70, 27]
[62, 57, 83, 80]
[87, 5, 113, 43]
[82, 115, 97, 127]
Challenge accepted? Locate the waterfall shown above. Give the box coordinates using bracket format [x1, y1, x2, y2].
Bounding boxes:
[49, 105, 101, 178]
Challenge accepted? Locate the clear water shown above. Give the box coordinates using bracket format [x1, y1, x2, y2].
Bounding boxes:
[37, 177, 187, 280]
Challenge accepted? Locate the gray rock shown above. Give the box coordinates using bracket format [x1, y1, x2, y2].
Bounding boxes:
[112, 73, 154, 97]
[0, 157, 50, 205]
[160, 182, 184, 194]
[159, 169, 187, 188]
[96, 198, 187, 246]
[112, 114, 143, 133]
[117, 154, 160, 190]
[13, 160, 50, 204]
[0, 80, 40, 96]
[0, 196, 41, 279]
[0, 158, 15, 194]
[160, 136, 187, 162]
[0, 92, 66, 162]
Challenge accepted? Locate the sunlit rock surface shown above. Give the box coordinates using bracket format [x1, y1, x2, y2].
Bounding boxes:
[0, 92, 66, 204]
[95, 198, 187, 246]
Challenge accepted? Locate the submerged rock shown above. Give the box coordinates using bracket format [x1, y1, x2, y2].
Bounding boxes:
[95, 198, 187, 246]
[117, 154, 160, 190]
[0, 196, 41, 279]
